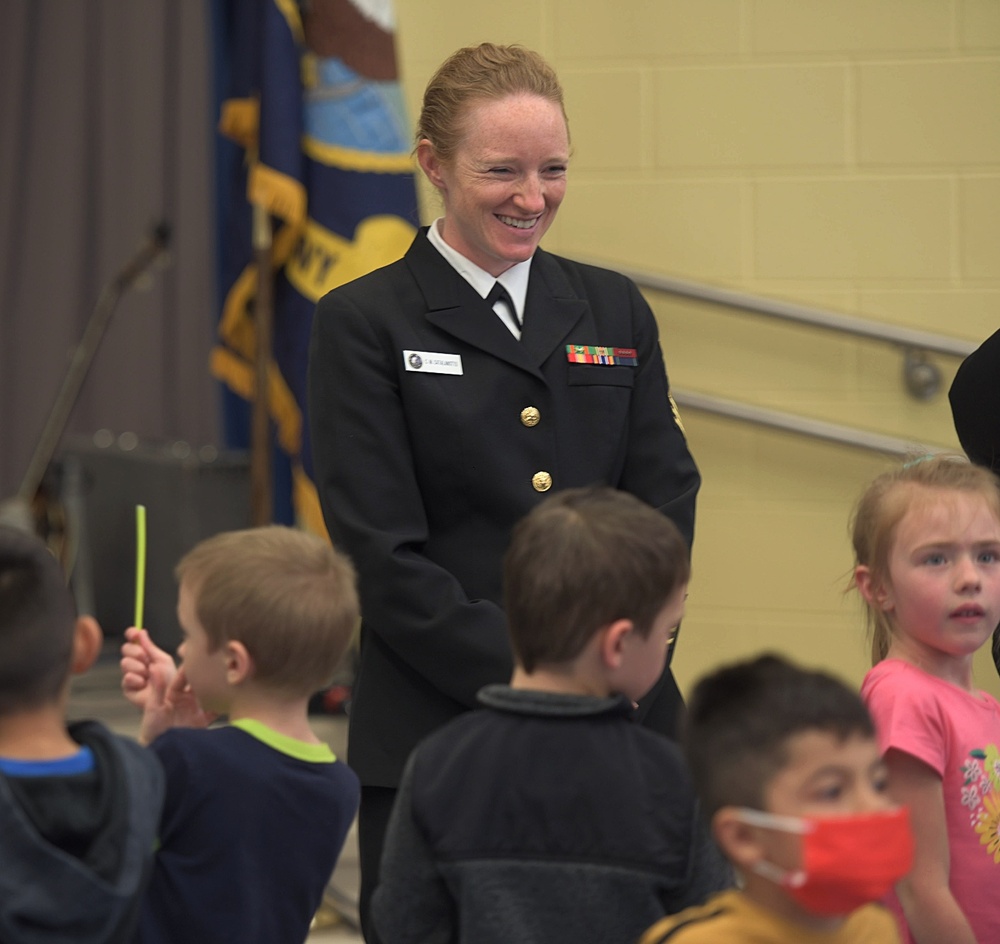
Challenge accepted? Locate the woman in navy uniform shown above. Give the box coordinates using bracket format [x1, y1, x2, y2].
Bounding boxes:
[307, 42, 700, 941]
[950, 326, 1000, 676]
[950, 327, 1000, 475]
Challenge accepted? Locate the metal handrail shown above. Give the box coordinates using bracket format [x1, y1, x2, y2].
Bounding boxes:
[576, 258, 980, 401]
[673, 388, 949, 459]
[572, 260, 969, 453]
[579, 259, 978, 360]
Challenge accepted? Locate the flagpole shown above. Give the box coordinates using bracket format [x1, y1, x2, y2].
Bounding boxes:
[250, 201, 273, 525]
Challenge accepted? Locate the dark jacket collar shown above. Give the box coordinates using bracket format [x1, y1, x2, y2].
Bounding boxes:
[477, 683, 635, 719]
[405, 228, 588, 376]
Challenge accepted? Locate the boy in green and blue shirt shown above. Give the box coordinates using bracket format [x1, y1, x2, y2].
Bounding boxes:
[120, 526, 360, 944]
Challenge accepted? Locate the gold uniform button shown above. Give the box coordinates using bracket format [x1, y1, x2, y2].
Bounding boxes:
[532, 471, 553, 492]
[520, 406, 540, 427]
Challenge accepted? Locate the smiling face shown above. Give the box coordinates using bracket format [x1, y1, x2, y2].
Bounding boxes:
[418, 93, 569, 277]
[877, 488, 1000, 679]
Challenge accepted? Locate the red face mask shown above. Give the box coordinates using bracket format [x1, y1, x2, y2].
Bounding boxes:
[737, 806, 915, 916]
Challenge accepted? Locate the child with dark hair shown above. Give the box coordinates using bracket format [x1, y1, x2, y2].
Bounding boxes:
[372, 486, 730, 944]
[639, 654, 911, 944]
[0, 526, 163, 943]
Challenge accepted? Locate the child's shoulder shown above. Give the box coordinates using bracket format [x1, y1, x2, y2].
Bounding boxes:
[862, 658, 942, 701]
[861, 659, 952, 722]
[151, 723, 358, 809]
[151, 720, 346, 765]
[863, 658, 1000, 710]
[637, 890, 741, 943]
[638, 892, 899, 944]
[67, 720, 164, 850]
[410, 688, 690, 796]
[421, 688, 684, 753]
[69, 718, 163, 788]
[0, 720, 164, 940]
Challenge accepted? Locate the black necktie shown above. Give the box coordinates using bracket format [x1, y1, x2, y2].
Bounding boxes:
[486, 281, 519, 326]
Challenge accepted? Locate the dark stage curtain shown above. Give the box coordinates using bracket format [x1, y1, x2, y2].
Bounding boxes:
[0, 0, 220, 502]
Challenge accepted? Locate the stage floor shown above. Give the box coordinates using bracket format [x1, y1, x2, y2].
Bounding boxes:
[67, 647, 363, 942]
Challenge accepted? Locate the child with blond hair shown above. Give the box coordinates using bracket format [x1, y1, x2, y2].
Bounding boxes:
[120, 526, 361, 944]
[852, 456, 1000, 943]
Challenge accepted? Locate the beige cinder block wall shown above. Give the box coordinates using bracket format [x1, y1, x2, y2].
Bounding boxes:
[392, 0, 1000, 698]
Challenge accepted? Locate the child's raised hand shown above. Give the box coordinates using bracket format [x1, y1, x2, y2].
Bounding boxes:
[164, 667, 218, 730]
[138, 666, 218, 745]
[120, 626, 176, 711]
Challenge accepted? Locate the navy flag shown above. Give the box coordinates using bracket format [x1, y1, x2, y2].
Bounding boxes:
[212, 0, 419, 529]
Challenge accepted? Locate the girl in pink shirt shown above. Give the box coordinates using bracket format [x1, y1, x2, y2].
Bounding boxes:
[851, 455, 1000, 944]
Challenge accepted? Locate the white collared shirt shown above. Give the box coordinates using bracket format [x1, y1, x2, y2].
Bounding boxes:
[426, 218, 531, 339]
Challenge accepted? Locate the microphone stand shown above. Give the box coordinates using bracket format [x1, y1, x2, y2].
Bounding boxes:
[0, 223, 171, 555]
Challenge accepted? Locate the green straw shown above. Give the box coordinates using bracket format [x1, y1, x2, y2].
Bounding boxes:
[134, 504, 147, 629]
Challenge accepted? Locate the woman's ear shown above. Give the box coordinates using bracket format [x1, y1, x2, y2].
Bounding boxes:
[222, 640, 253, 686]
[70, 616, 103, 676]
[416, 140, 446, 192]
[855, 565, 893, 611]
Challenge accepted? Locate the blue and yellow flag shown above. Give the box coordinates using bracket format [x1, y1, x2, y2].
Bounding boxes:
[212, 0, 419, 530]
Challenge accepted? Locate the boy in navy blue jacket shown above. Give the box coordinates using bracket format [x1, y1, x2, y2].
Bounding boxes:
[0, 526, 163, 944]
[120, 526, 360, 944]
[372, 487, 731, 944]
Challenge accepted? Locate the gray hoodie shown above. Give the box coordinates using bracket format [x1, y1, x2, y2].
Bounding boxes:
[0, 720, 164, 944]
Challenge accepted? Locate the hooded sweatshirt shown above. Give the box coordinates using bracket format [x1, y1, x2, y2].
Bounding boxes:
[0, 720, 164, 944]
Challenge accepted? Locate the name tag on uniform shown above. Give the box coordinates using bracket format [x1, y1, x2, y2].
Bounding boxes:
[403, 350, 464, 375]
[566, 345, 638, 366]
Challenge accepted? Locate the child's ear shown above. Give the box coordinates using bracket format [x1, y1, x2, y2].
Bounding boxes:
[713, 807, 766, 872]
[70, 616, 103, 676]
[222, 640, 253, 685]
[598, 619, 634, 669]
[854, 565, 894, 611]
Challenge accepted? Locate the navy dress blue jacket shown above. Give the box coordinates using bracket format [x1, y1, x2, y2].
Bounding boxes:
[308, 229, 700, 787]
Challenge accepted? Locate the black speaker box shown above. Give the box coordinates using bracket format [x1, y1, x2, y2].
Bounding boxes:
[59, 436, 252, 653]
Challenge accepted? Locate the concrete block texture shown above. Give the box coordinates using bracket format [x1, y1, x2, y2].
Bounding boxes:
[392, 0, 1000, 697]
[655, 64, 848, 167]
[750, 0, 953, 54]
[858, 60, 1000, 166]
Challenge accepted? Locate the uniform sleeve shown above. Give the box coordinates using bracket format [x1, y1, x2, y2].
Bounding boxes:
[949, 327, 1000, 473]
[308, 288, 511, 710]
[615, 275, 699, 702]
[618, 277, 700, 550]
[371, 753, 454, 944]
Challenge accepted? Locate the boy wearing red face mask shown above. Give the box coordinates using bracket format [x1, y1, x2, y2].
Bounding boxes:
[639, 654, 912, 944]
